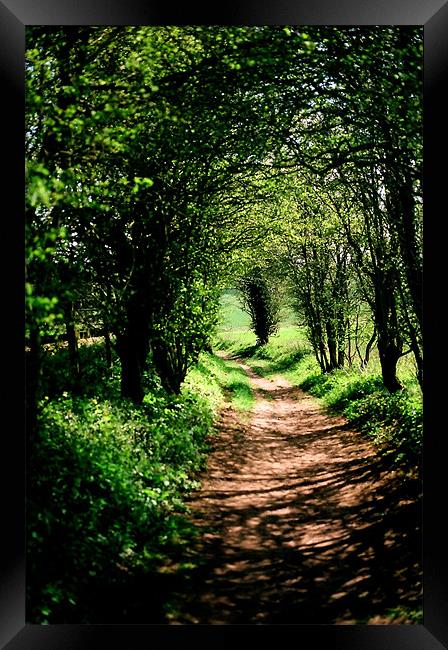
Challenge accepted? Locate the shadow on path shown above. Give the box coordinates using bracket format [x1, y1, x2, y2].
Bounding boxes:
[166, 361, 422, 624]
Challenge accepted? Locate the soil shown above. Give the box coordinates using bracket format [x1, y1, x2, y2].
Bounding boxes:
[166, 360, 422, 625]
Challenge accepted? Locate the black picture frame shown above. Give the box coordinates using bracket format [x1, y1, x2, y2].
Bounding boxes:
[1, 1, 446, 648]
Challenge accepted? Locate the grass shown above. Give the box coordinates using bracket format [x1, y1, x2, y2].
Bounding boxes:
[187, 351, 255, 414]
[218, 288, 297, 332]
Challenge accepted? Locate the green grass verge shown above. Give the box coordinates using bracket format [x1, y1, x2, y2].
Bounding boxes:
[187, 351, 255, 413]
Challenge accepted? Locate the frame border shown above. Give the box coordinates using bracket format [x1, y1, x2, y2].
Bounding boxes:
[1, 1, 446, 647]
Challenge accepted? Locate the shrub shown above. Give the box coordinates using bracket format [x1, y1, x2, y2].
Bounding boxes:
[344, 391, 423, 463]
[40, 341, 120, 399]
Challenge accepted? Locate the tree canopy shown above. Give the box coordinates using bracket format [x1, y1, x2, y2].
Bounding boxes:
[26, 25, 422, 408]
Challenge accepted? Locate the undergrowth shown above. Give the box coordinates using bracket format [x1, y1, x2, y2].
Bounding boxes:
[27, 343, 247, 624]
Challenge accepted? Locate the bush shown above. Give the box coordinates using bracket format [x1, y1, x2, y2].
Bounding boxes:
[316, 372, 385, 409]
[40, 340, 120, 399]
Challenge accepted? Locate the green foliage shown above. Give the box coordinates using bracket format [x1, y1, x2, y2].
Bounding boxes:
[302, 372, 385, 407]
[25, 25, 422, 398]
[40, 340, 120, 399]
[344, 391, 422, 462]
[25, 25, 423, 623]
[187, 352, 255, 413]
[151, 278, 221, 393]
[27, 345, 229, 623]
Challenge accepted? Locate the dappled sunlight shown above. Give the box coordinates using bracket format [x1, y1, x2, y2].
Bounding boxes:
[167, 364, 422, 624]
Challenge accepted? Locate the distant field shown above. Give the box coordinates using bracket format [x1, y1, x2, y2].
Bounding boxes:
[218, 288, 297, 332]
[218, 289, 251, 331]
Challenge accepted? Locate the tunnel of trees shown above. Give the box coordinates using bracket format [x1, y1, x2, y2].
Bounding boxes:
[25, 26, 422, 623]
[26, 25, 422, 410]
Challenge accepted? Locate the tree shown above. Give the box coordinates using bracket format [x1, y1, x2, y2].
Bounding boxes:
[269, 26, 422, 391]
[239, 267, 280, 346]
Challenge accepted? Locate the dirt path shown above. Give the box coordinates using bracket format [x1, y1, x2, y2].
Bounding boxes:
[167, 361, 421, 625]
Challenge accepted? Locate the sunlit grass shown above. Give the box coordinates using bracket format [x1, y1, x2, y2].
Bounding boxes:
[218, 288, 297, 333]
[187, 351, 255, 414]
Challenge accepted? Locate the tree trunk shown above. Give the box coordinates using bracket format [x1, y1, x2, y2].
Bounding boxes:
[152, 339, 184, 394]
[378, 338, 403, 393]
[396, 280, 423, 392]
[362, 327, 377, 368]
[409, 329, 423, 391]
[319, 341, 331, 373]
[347, 321, 352, 367]
[384, 157, 422, 336]
[63, 301, 81, 391]
[26, 323, 43, 441]
[397, 180, 422, 333]
[116, 331, 144, 404]
[373, 269, 403, 393]
[104, 324, 112, 369]
[326, 321, 338, 370]
[116, 299, 151, 403]
[336, 315, 346, 368]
